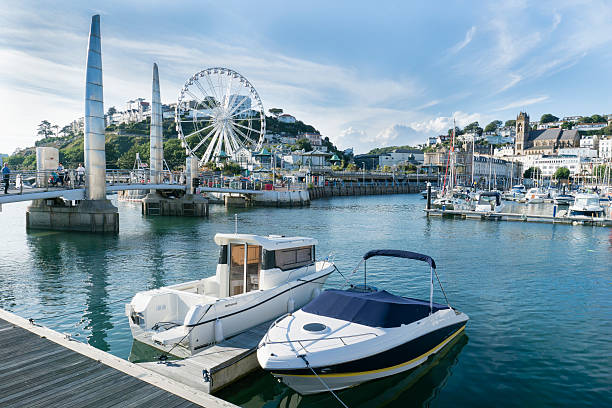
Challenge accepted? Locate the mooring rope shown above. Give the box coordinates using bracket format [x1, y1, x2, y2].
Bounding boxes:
[298, 355, 349, 408]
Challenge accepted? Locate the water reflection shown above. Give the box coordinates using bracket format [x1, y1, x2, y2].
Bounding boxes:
[217, 334, 468, 408]
[26, 231, 116, 351]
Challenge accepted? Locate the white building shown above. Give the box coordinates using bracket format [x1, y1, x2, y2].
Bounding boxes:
[558, 147, 598, 158]
[427, 136, 438, 146]
[378, 149, 424, 167]
[494, 145, 515, 157]
[280, 135, 298, 145]
[537, 122, 562, 129]
[599, 137, 612, 159]
[580, 135, 599, 150]
[574, 123, 607, 131]
[471, 154, 523, 187]
[533, 155, 584, 177]
[278, 114, 296, 123]
[301, 132, 322, 146]
[499, 126, 516, 138]
[562, 116, 583, 123]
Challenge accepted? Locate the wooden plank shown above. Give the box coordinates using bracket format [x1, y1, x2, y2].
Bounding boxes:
[0, 311, 238, 408]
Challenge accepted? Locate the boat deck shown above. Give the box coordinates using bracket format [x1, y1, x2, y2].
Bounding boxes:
[0, 309, 236, 408]
[138, 320, 272, 394]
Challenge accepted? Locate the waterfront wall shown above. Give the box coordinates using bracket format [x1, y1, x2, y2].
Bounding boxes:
[308, 183, 417, 200]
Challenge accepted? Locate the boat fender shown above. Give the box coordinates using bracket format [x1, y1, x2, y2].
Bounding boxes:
[214, 319, 224, 343]
[311, 287, 321, 300]
[287, 298, 295, 313]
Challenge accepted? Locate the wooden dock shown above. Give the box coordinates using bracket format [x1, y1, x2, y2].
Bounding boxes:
[138, 320, 271, 394]
[424, 208, 612, 227]
[0, 309, 237, 408]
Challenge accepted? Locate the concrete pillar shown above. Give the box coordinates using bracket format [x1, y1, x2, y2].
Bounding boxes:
[36, 147, 59, 188]
[84, 15, 106, 200]
[150, 63, 163, 185]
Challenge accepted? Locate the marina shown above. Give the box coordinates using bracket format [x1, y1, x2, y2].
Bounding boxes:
[1, 194, 610, 407]
[2, 4, 612, 407]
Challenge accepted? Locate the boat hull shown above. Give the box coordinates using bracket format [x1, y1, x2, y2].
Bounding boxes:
[268, 321, 467, 395]
[128, 266, 333, 356]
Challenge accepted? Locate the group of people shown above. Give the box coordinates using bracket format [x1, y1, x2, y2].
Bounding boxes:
[0, 162, 87, 195]
[48, 163, 86, 187]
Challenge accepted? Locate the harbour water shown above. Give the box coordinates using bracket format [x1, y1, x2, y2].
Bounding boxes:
[0, 195, 610, 407]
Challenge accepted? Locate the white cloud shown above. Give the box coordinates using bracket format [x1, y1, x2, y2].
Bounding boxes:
[450, 26, 476, 54]
[497, 73, 522, 93]
[552, 11, 562, 31]
[493, 96, 549, 112]
[410, 111, 482, 135]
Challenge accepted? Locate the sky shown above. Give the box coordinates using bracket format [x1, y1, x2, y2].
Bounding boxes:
[1, 0, 612, 155]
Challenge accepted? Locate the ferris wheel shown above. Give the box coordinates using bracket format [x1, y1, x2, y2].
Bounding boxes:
[175, 67, 266, 165]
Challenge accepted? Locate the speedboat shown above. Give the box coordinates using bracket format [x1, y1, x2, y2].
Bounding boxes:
[569, 193, 605, 217]
[474, 191, 504, 213]
[126, 233, 334, 357]
[257, 249, 469, 395]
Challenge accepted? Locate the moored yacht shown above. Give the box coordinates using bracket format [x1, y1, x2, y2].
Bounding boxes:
[569, 193, 605, 217]
[474, 191, 504, 213]
[257, 249, 468, 395]
[126, 233, 334, 357]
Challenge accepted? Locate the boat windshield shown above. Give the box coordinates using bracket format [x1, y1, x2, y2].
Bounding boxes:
[575, 197, 600, 207]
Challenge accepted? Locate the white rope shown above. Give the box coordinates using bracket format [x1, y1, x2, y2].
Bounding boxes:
[298, 355, 349, 408]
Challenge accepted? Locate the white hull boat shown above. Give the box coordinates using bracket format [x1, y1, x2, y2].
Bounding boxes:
[257, 250, 468, 395]
[126, 234, 334, 357]
[569, 193, 605, 217]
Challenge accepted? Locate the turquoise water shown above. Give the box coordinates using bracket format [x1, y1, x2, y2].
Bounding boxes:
[0, 195, 610, 407]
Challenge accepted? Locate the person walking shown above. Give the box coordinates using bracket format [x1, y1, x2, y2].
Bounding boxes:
[76, 163, 85, 185]
[57, 163, 65, 186]
[2, 163, 10, 194]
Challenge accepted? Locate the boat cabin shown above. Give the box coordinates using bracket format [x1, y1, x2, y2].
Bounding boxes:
[214, 234, 317, 297]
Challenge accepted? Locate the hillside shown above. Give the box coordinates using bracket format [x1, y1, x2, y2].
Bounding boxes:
[5, 116, 344, 171]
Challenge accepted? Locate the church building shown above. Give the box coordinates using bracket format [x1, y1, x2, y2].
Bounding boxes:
[514, 112, 580, 155]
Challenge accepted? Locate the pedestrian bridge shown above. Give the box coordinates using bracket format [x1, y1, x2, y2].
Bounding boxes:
[0, 169, 265, 206]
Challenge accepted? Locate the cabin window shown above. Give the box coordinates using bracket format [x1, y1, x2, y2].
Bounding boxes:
[218, 245, 228, 265]
[275, 246, 314, 270]
[229, 244, 261, 296]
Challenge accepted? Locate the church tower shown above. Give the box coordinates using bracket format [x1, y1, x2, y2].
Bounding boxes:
[515, 112, 530, 155]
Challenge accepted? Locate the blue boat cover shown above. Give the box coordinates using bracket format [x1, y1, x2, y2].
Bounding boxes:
[302, 289, 449, 328]
[363, 249, 436, 268]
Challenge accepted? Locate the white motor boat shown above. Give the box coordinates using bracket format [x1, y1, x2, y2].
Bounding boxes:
[257, 250, 469, 395]
[474, 191, 504, 213]
[525, 188, 544, 204]
[569, 193, 605, 217]
[126, 233, 334, 357]
[502, 185, 525, 201]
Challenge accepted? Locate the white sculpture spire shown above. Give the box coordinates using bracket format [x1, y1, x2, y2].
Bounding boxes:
[150, 63, 163, 184]
[84, 14, 106, 200]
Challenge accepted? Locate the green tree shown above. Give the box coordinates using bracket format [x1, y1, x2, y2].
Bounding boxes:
[540, 114, 559, 123]
[590, 114, 606, 123]
[523, 167, 541, 179]
[578, 116, 594, 123]
[504, 120, 516, 127]
[222, 161, 242, 175]
[561, 121, 573, 130]
[294, 138, 312, 151]
[268, 108, 283, 116]
[464, 122, 483, 135]
[37, 120, 53, 138]
[484, 120, 502, 133]
[554, 167, 570, 180]
[163, 138, 187, 170]
[107, 106, 117, 116]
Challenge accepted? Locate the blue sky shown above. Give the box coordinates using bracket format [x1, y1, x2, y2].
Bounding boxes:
[1, 0, 612, 154]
